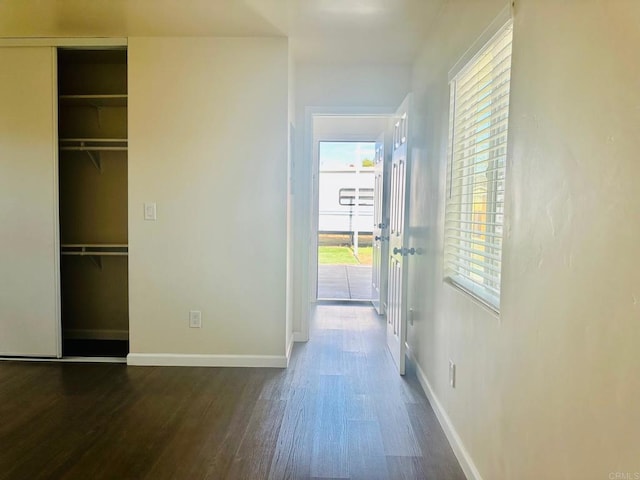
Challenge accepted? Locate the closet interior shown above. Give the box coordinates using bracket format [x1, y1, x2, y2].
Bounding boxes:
[58, 49, 129, 358]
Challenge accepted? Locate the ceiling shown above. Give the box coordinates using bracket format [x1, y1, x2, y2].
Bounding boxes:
[0, 0, 443, 63]
[314, 115, 390, 140]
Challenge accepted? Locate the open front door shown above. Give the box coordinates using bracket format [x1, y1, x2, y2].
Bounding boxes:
[371, 133, 389, 314]
[386, 95, 411, 375]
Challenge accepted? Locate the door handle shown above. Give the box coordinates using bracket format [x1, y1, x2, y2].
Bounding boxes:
[375, 236, 389, 242]
[394, 247, 421, 256]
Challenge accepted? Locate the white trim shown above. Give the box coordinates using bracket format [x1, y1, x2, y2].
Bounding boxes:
[0, 37, 128, 47]
[51, 46, 63, 359]
[406, 346, 483, 480]
[64, 329, 129, 341]
[286, 335, 295, 366]
[127, 353, 287, 368]
[293, 331, 308, 342]
[448, 4, 512, 82]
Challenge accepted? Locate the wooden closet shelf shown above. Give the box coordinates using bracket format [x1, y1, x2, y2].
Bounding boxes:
[61, 244, 128, 256]
[59, 138, 127, 151]
[59, 94, 127, 107]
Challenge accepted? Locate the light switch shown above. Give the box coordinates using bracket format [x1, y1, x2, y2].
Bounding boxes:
[144, 202, 157, 221]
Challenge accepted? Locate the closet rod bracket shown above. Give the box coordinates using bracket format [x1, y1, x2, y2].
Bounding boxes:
[88, 255, 103, 270]
[82, 143, 102, 173]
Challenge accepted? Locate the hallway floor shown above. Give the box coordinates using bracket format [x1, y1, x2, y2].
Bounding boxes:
[0, 305, 465, 480]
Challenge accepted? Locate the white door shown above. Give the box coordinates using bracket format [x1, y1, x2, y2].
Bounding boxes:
[386, 95, 411, 375]
[371, 133, 389, 315]
[0, 47, 60, 357]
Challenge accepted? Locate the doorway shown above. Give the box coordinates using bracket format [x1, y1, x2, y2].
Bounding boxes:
[317, 141, 375, 301]
[310, 115, 390, 304]
[304, 96, 412, 377]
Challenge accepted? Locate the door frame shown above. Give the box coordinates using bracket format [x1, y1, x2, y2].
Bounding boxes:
[299, 106, 394, 342]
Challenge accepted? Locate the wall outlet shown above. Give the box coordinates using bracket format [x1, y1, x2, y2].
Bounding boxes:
[449, 360, 456, 388]
[189, 310, 202, 328]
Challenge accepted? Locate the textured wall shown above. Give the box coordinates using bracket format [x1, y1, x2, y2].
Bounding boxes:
[409, 1, 640, 478]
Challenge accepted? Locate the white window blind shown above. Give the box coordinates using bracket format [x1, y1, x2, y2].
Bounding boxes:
[444, 21, 513, 311]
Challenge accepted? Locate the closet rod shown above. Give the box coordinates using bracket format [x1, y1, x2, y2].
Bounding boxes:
[62, 244, 128, 248]
[61, 252, 128, 256]
[60, 138, 127, 143]
[60, 146, 127, 151]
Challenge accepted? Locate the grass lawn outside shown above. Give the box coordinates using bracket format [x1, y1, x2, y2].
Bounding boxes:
[318, 246, 358, 265]
[318, 246, 373, 266]
[355, 246, 372, 265]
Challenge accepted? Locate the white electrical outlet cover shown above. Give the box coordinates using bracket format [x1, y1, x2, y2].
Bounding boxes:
[189, 310, 202, 328]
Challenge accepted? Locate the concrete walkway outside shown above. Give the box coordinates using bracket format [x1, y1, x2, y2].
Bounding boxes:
[317, 264, 372, 300]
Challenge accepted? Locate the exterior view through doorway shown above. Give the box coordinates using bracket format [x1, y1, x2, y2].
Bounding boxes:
[306, 109, 411, 378]
[317, 141, 375, 301]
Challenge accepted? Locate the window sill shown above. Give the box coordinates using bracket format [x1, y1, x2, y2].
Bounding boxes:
[443, 277, 501, 319]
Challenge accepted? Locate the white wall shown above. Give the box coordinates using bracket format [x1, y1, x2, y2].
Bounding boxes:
[292, 63, 411, 338]
[128, 37, 289, 364]
[408, 1, 640, 478]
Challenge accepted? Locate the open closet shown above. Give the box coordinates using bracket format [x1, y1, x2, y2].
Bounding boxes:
[58, 49, 129, 358]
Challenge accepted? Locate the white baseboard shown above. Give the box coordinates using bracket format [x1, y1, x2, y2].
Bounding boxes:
[293, 332, 308, 342]
[286, 335, 295, 366]
[406, 345, 483, 480]
[127, 353, 287, 368]
[64, 329, 129, 341]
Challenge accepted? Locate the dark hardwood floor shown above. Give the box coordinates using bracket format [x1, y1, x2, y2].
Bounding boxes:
[0, 305, 465, 480]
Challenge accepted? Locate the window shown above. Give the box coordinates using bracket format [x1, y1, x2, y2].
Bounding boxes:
[444, 20, 513, 311]
[338, 188, 374, 207]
